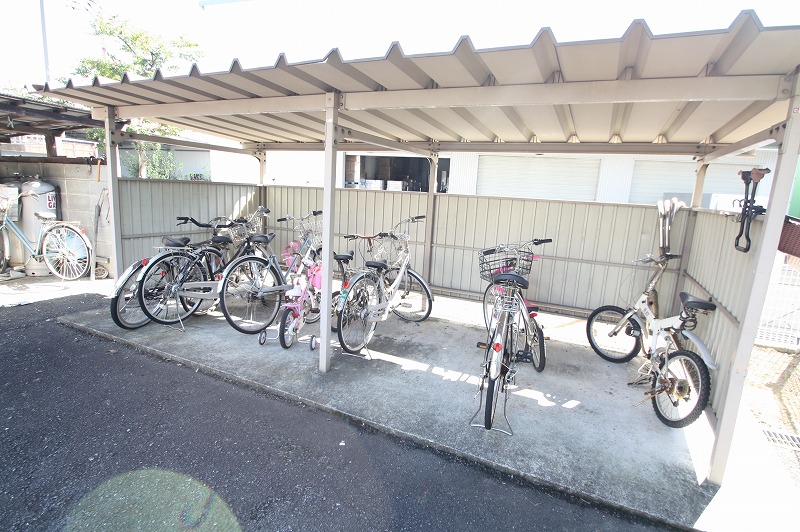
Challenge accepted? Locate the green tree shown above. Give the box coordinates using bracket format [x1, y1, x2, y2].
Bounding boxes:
[73, 15, 202, 179]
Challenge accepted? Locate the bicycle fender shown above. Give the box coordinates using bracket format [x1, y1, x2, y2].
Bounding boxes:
[680, 329, 717, 371]
[628, 311, 645, 332]
[488, 313, 509, 380]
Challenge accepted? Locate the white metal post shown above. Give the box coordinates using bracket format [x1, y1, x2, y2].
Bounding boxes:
[709, 70, 800, 484]
[104, 107, 124, 278]
[423, 154, 439, 280]
[319, 92, 340, 372]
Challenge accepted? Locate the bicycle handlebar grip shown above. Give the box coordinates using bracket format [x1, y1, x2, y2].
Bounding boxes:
[343, 234, 356, 240]
[378, 232, 390, 238]
[312, 210, 323, 216]
[482, 247, 497, 255]
[534, 238, 553, 245]
[277, 217, 287, 223]
[413, 215, 426, 221]
[176, 216, 189, 224]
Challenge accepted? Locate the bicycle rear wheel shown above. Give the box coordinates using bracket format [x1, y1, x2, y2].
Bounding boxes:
[483, 284, 503, 331]
[137, 251, 207, 325]
[484, 375, 502, 430]
[110, 261, 149, 329]
[41, 224, 90, 280]
[219, 256, 283, 334]
[387, 268, 432, 322]
[586, 305, 641, 363]
[337, 274, 378, 354]
[651, 350, 711, 428]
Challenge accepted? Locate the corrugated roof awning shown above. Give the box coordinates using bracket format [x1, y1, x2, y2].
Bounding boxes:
[37, 10, 800, 157]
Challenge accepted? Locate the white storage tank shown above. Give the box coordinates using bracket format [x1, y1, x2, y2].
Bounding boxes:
[21, 180, 58, 276]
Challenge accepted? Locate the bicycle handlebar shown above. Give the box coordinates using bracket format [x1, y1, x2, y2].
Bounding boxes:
[482, 238, 552, 255]
[176, 216, 234, 229]
[277, 210, 323, 224]
[635, 253, 682, 264]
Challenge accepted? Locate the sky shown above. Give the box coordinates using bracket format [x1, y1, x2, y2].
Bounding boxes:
[2, 0, 799, 89]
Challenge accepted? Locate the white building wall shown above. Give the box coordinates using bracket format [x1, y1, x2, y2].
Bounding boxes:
[595, 155, 635, 203]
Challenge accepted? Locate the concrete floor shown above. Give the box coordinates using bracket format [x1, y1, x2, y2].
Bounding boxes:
[3, 275, 799, 530]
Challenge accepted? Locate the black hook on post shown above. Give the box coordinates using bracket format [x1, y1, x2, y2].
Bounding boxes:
[734, 167, 770, 253]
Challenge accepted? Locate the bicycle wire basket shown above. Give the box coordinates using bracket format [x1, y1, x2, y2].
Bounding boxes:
[478, 242, 535, 282]
[298, 219, 324, 248]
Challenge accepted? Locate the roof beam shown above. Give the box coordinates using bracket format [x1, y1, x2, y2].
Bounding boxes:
[109, 129, 253, 155]
[698, 121, 786, 163]
[89, 75, 786, 121]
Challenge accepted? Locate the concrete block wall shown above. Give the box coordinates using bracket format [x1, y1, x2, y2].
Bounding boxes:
[0, 160, 113, 276]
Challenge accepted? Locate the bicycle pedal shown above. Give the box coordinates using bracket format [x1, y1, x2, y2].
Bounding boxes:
[309, 308, 320, 314]
[477, 341, 487, 349]
[513, 350, 532, 363]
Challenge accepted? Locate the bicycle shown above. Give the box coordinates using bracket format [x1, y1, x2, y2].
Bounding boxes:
[471, 238, 551, 434]
[336, 215, 433, 355]
[587, 287, 717, 427]
[110, 215, 238, 330]
[270, 256, 324, 350]
[586, 198, 717, 427]
[136, 208, 269, 328]
[218, 211, 331, 335]
[1, 192, 92, 280]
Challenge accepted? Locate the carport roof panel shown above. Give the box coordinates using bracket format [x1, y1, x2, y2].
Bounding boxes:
[39, 10, 800, 150]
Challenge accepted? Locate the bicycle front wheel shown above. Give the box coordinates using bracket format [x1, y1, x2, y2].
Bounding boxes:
[278, 307, 295, 349]
[651, 350, 711, 428]
[483, 284, 504, 331]
[529, 316, 546, 372]
[388, 268, 432, 322]
[42, 225, 90, 280]
[137, 251, 207, 325]
[219, 256, 283, 334]
[337, 274, 378, 354]
[0, 230, 7, 273]
[586, 305, 641, 363]
[110, 262, 149, 329]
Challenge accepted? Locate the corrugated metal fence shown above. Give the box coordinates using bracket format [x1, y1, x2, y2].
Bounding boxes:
[118, 181, 770, 420]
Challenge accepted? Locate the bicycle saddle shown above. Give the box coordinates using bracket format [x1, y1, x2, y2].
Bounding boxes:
[211, 235, 233, 245]
[250, 232, 276, 245]
[335, 251, 354, 263]
[365, 260, 389, 272]
[680, 292, 716, 312]
[162, 236, 191, 247]
[492, 272, 529, 290]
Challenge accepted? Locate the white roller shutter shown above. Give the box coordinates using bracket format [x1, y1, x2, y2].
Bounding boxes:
[476, 155, 600, 201]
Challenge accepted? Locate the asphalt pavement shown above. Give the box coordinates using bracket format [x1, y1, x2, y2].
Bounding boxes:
[0, 278, 672, 531]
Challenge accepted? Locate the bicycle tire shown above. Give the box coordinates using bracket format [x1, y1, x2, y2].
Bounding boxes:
[41, 224, 90, 280]
[110, 262, 149, 330]
[484, 375, 501, 430]
[483, 284, 503, 331]
[387, 268, 432, 322]
[330, 290, 341, 333]
[137, 250, 207, 325]
[278, 307, 295, 349]
[219, 256, 283, 334]
[531, 318, 546, 372]
[586, 305, 641, 363]
[651, 350, 711, 428]
[337, 273, 378, 354]
[305, 289, 322, 324]
[0, 230, 7, 273]
[195, 246, 226, 313]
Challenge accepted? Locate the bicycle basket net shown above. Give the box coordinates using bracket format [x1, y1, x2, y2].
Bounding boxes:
[298, 219, 324, 249]
[478, 242, 535, 282]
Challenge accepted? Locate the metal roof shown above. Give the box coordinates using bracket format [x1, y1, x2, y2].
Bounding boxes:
[38, 10, 800, 156]
[0, 91, 104, 143]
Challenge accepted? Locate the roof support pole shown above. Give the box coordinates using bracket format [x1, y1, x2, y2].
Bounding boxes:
[423, 154, 439, 280]
[104, 106, 124, 278]
[708, 69, 800, 485]
[319, 92, 341, 373]
[692, 162, 709, 209]
[256, 152, 266, 186]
